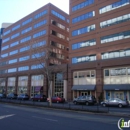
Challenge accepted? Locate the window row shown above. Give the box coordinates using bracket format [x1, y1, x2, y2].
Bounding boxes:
[32, 52, 45, 59]
[19, 56, 30, 62]
[73, 70, 96, 78]
[50, 41, 65, 50]
[72, 24, 95, 36]
[99, 0, 130, 14]
[72, 11, 95, 23]
[1, 45, 9, 51]
[101, 30, 130, 44]
[12, 25, 20, 31]
[20, 46, 30, 52]
[72, 39, 96, 50]
[22, 18, 32, 26]
[2, 37, 10, 43]
[105, 67, 130, 76]
[72, 0, 94, 12]
[34, 10, 47, 19]
[9, 59, 17, 64]
[32, 40, 46, 48]
[3, 30, 11, 36]
[10, 41, 19, 47]
[31, 64, 44, 70]
[51, 20, 65, 30]
[34, 20, 47, 28]
[72, 55, 96, 64]
[11, 33, 20, 39]
[51, 10, 65, 21]
[100, 13, 130, 28]
[33, 30, 46, 38]
[20, 36, 31, 43]
[21, 27, 32, 34]
[102, 48, 130, 60]
[51, 30, 65, 39]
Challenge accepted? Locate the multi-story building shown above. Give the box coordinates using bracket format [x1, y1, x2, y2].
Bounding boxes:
[69, 0, 130, 102]
[0, 3, 69, 99]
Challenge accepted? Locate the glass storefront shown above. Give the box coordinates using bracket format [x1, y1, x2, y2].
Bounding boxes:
[18, 76, 28, 95]
[0, 78, 6, 94]
[31, 75, 44, 97]
[54, 73, 63, 97]
[7, 77, 16, 94]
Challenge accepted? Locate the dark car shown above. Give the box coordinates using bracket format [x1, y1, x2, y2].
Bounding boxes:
[0, 93, 6, 98]
[48, 96, 65, 103]
[7, 93, 17, 99]
[17, 94, 29, 100]
[73, 95, 96, 105]
[31, 94, 47, 102]
[101, 98, 129, 108]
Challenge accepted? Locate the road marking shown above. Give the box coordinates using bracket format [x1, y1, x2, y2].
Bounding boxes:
[0, 114, 15, 120]
[32, 116, 58, 122]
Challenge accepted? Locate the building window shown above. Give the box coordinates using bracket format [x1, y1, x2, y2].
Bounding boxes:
[0, 70, 7, 74]
[72, 11, 95, 23]
[72, 55, 96, 64]
[3, 30, 11, 36]
[102, 48, 130, 60]
[19, 56, 30, 62]
[72, 39, 96, 50]
[20, 36, 31, 43]
[72, 24, 95, 36]
[34, 20, 47, 28]
[22, 18, 32, 26]
[12, 24, 20, 31]
[32, 52, 45, 59]
[2, 45, 9, 51]
[72, 0, 95, 12]
[128, 68, 130, 75]
[18, 66, 29, 71]
[105, 70, 109, 76]
[1, 53, 8, 58]
[2, 37, 10, 43]
[8, 68, 17, 73]
[51, 10, 65, 21]
[100, 13, 130, 28]
[101, 30, 130, 44]
[33, 30, 46, 38]
[31, 63, 44, 70]
[99, 0, 130, 14]
[9, 59, 17, 64]
[32, 40, 46, 48]
[51, 20, 65, 30]
[21, 27, 32, 34]
[51, 30, 65, 39]
[34, 10, 47, 19]
[11, 33, 20, 39]
[9, 50, 18, 55]
[20, 46, 30, 52]
[10, 41, 19, 47]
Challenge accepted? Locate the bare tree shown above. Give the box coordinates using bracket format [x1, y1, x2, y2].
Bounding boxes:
[25, 40, 67, 106]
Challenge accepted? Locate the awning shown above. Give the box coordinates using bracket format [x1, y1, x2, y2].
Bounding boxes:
[72, 85, 95, 91]
[104, 84, 130, 90]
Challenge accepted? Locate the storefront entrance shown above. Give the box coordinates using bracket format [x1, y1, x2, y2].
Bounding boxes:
[114, 92, 124, 100]
[81, 91, 89, 96]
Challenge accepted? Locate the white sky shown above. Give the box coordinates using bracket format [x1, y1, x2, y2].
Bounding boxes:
[0, 0, 69, 27]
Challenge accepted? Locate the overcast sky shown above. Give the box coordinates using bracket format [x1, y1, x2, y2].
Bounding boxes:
[0, 0, 69, 27]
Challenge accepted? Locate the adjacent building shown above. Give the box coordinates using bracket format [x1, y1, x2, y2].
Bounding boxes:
[0, 3, 69, 99]
[69, 0, 130, 101]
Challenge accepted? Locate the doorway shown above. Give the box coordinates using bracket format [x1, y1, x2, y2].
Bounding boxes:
[81, 91, 89, 96]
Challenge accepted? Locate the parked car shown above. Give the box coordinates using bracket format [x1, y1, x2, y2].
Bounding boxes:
[31, 94, 47, 102]
[0, 93, 6, 98]
[17, 94, 29, 100]
[47, 96, 65, 103]
[101, 98, 129, 108]
[73, 95, 96, 105]
[6, 93, 17, 99]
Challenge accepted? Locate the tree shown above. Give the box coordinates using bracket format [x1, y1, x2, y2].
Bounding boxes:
[26, 40, 67, 106]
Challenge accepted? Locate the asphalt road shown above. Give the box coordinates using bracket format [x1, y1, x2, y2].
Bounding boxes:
[0, 98, 130, 115]
[0, 103, 129, 130]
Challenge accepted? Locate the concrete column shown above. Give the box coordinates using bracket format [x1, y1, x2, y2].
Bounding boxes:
[15, 76, 18, 94]
[63, 80, 67, 101]
[27, 75, 31, 97]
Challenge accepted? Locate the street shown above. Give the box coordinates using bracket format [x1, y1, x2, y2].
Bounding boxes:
[0, 103, 129, 130]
